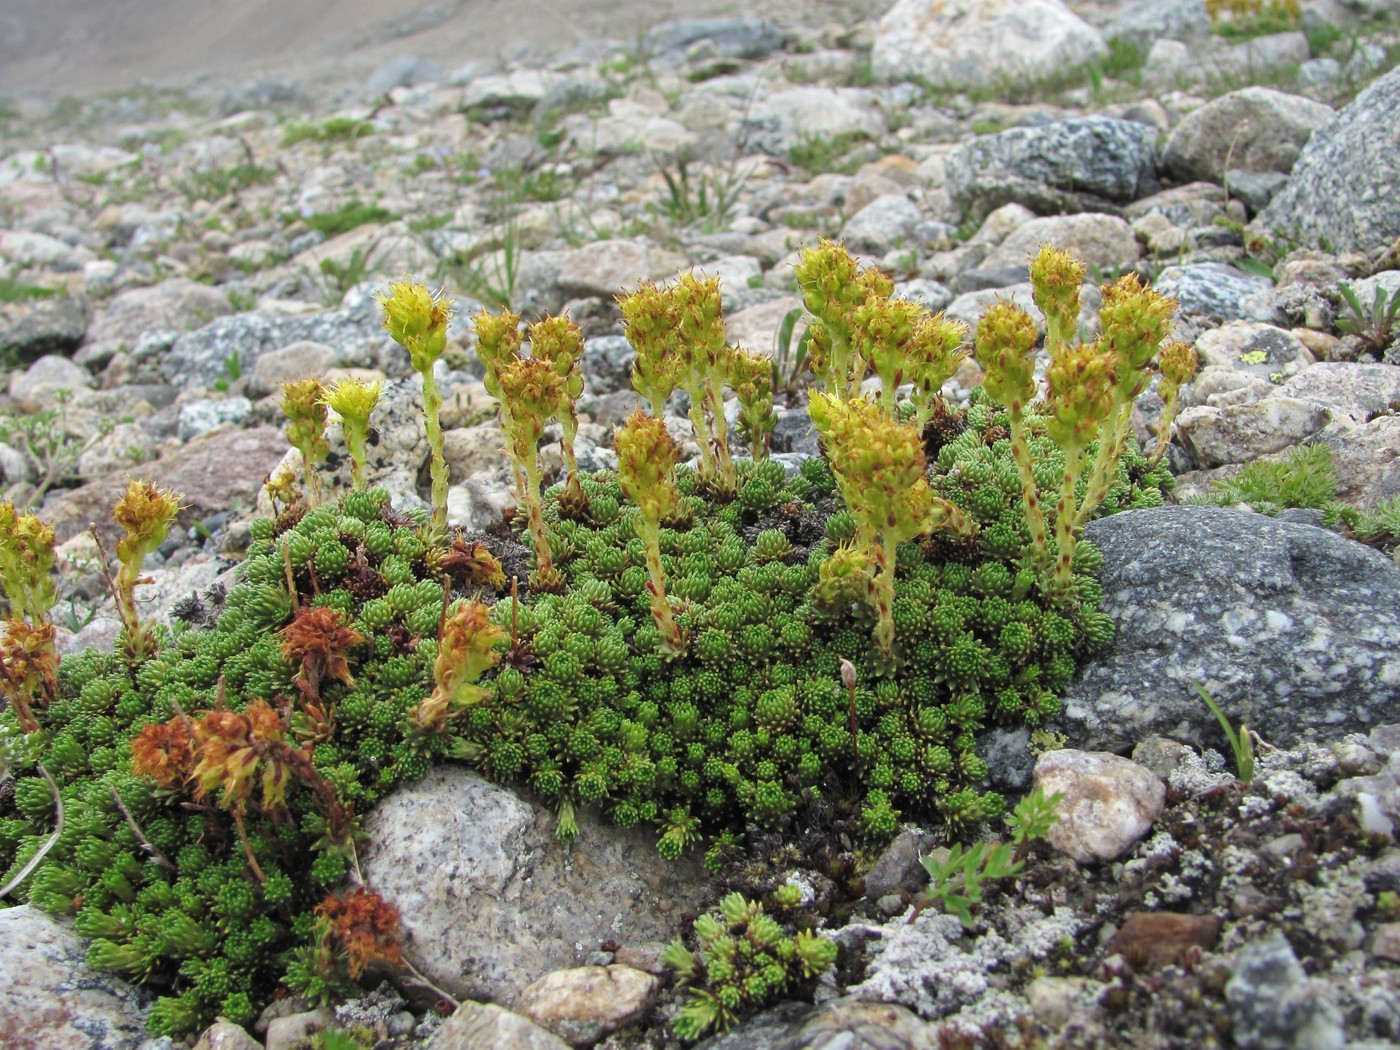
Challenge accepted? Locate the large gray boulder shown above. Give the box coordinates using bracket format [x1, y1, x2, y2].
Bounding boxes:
[1104, 0, 1210, 50]
[872, 0, 1106, 89]
[1058, 505, 1400, 754]
[160, 290, 392, 389]
[359, 768, 710, 1006]
[1255, 66, 1400, 254]
[946, 118, 1159, 223]
[643, 18, 785, 61]
[0, 906, 150, 1050]
[1161, 87, 1333, 184]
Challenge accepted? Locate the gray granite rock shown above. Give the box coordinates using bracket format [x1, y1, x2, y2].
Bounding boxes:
[1104, 0, 1210, 49]
[872, 0, 1106, 89]
[367, 55, 446, 95]
[946, 118, 1159, 223]
[359, 767, 709, 1005]
[0, 906, 150, 1050]
[839, 194, 923, 253]
[643, 18, 785, 61]
[0, 295, 88, 362]
[161, 293, 388, 389]
[1256, 65, 1400, 254]
[1226, 933, 1346, 1050]
[1162, 87, 1334, 184]
[693, 998, 935, 1050]
[1059, 505, 1400, 754]
[1153, 264, 1272, 321]
[427, 1002, 570, 1050]
[741, 87, 887, 157]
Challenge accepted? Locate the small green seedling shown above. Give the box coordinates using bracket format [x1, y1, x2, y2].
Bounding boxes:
[1191, 681, 1255, 784]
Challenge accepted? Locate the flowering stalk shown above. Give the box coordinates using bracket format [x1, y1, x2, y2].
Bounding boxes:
[619, 282, 683, 417]
[527, 315, 587, 513]
[809, 393, 975, 659]
[112, 481, 182, 660]
[725, 347, 777, 460]
[975, 302, 1051, 574]
[673, 274, 737, 495]
[1044, 343, 1118, 594]
[908, 313, 969, 432]
[795, 240, 887, 399]
[321, 377, 382, 490]
[414, 599, 506, 734]
[280, 379, 329, 508]
[472, 308, 528, 501]
[1148, 340, 1200, 467]
[0, 504, 59, 732]
[377, 280, 453, 538]
[1073, 273, 1176, 530]
[615, 411, 687, 656]
[498, 357, 569, 592]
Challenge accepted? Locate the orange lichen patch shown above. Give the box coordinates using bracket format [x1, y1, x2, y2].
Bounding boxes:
[131, 716, 197, 789]
[316, 889, 404, 979]
[281, 605, 365, 701]
[190, 699, 293, 813]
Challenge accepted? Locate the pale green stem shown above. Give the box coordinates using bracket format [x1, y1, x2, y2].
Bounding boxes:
[518, 450, 554, 576]
[872, 530, 897, 659]
[636, 514, 684, 654]
[343, 425, 367, 490]
[420, 370, 448, 536]
[1006, 409, 1051, 574]
[1052, 447, 1087, 596]
[703, 371, 736, 491]
[1074, 405, 1133, 531]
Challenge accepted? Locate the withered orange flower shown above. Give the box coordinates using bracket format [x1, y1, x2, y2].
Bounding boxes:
[0, 619, 58, 734]
[316, 888, 404, 979]
[280, 606, 365, 701]
[190, 699, 292, 813]
[131, 716, 196, 789]
[436, 538, 506, 591]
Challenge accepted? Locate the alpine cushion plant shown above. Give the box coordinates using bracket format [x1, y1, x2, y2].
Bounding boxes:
[0, 249, 1171, 1040]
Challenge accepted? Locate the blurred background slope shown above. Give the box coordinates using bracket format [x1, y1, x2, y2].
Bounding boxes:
[0, 0, 844, 95]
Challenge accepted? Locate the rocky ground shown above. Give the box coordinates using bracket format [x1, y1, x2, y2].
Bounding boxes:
[2, 0, 1400, 1047]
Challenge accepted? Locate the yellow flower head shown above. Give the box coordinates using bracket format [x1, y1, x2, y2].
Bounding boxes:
[376, 279, 454, 372]
[113, 481, 183, 568]
[321, 376, 383, 430]
[974, 302, 1040, 415]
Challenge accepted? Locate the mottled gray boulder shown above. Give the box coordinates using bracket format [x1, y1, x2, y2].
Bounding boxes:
[0, 296, 88, 362]
[366, 55, 445, 95]
[946, 118, 1159, 223]
[0, 906, 150, 1050]
[582, 335, 634, 395]
[694, 999, 935, 1050]
[839, 194, 923, 252]
[427, 1002, 571, 1050]
[1059, 506, 1400, 754]
[643, 18, 785, 61]
[1104, 0, 1210, 49]
[161, 294, 388, 388]
[1161, 87, 1333, 184]
[980, 213, 1139, 273]
[1256, 66, 1400, 254]
[872, 0, 1106, 89]
[741, 87, 887, 156]
[1153, 264, 1272, 321]
[359, 768, 709, 1005]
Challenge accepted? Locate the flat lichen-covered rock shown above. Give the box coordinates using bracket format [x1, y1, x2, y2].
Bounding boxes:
[1060, 505, 1400, 753]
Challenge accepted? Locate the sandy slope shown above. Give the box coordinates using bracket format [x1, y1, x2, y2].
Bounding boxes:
[0, 0, 866, 96]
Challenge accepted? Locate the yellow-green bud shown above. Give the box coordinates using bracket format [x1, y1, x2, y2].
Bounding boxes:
[0, 503, 58, 623]
[280, 378, 330, 468]
[908, 313, 969, 400]
[528, 315, 585, 399]
[975, 302, 1040, 414]
[1157, 340, 1199, 401]
[619, 282, 684, 414]
[1098, 274, 1177, 400]
[321, 377, 382, 489]
[376, 279, 453, 373]
[1029, 245, 1085, 346]
[1044, 342, 1118, 451]
[474, 308, 524, 398]
[793, 240, 864, 328]
[113, 481, 183, 568]
[615, 411, 682, 526]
